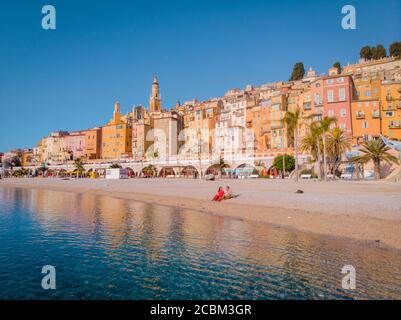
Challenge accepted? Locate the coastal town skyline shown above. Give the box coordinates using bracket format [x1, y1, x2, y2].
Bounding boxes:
[1, 0, 401, 151]
[2, 1, 401, 304]
[2, 50, 401, 169]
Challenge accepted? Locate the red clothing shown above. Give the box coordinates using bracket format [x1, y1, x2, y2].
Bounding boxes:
[213, 189, 225, 201]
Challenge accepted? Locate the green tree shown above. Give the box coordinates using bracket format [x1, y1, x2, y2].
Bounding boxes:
[333, 62, 342, 74]
[314, 117, 337, 181]
[351, 139, 399, 180]
[273, 154, 295, 172]
[215, 157, 229, 177]
[282, 108, 302, 182]
[3, 156, 21, 169]
[373, 44, 387, 59]
[326, 127, 351, 175]
[300, 121, 323, 180]
[360, 46, 372, 60]
[73, 158, 85, 177]
[389, 42, 401, 58]
[289, 62, 305, 81]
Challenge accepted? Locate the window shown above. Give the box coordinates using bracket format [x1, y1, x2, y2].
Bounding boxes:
[385, 111, 394, 117]
[339, 88, 346, 101]
[373, 101, 377, 107]
[362, 121, 369, 129]
[314, 93, 321, 105]
[340, 108, 346, 117]
[337, 77, 344, 83]
[328, 109, 334, 117]
[339, 123, 346, 129]
[365, 91, 371, 97]
[326, 79, 334, 85]
[365, 101, 369, 107]
[327, 90, 334, 102]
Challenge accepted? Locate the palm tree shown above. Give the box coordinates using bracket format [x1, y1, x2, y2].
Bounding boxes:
[212, 157, 229, 178]
[300, 123, 322, 179]
[282, 107, 302, 182]
[351, 139, 399, 180]
[315, 116, 337, 181]
[326, 127, 351, 176]
[73, 157, 85, 177]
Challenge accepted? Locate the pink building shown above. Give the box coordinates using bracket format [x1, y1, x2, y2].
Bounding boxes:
[322, 74, 355, 137]
[63, 131, 86, 160]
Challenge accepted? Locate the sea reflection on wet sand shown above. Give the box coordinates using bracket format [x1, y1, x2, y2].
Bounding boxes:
[1, 187, 401, 299]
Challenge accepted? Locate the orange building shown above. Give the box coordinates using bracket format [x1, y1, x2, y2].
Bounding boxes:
[84, 127, 102, 160]
[101, 102, 133, 160]
[380, 80, 401, 140]
[351, 73, 382, 144]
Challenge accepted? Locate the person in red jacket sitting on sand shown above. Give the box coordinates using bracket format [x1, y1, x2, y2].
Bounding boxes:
[212, 187, 225, 201]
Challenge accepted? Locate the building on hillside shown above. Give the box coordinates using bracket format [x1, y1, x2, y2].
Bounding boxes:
[33, 138, 47, 164]
[380, 79, 401, 140]
[322, 74, 355, 138]
[343, 57, 401, 76]
[63, 131, 86, 160]
[248, 98, 272, 157]
[351, 73, 382, 144]
[151, 111, 181, 161]
[132, 120, 151, 162]
[101, 102, 133, 160]
[44, 131, 69, 164]
[267, 90, 289, 152]
[21, 149, 35, 166]
[84, 127, 102, 160]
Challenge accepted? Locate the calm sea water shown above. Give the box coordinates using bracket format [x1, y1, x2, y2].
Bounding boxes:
[0, 187, 400, 300]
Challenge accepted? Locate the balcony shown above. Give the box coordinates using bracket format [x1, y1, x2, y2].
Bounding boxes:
[356, 112, 365, 119]
[271, 124, 283, 130]
[389, 123, 401, 129]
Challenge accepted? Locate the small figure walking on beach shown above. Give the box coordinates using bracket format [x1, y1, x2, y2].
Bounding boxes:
[212, 187, 225, 202]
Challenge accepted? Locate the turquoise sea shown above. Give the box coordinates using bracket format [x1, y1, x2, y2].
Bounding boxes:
[0, 187, 400, 299]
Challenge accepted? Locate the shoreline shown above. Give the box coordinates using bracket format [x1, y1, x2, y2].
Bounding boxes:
[1, 178, 401, 250]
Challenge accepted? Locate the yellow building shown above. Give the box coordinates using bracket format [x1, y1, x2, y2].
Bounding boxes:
[101, 102, 133, 160]
[247, 100, 271, 156]
[269, 90, 289, 152]
[21, 149, 35, 166]
[351, 73, 382, 144]
[180, 99, 221, 159]
[380, 80, 401, 140]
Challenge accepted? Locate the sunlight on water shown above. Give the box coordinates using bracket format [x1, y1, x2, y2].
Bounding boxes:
[0, 187, 400, 299]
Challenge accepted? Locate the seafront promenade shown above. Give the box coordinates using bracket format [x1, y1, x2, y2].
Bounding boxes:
[1, 178, 401, 250]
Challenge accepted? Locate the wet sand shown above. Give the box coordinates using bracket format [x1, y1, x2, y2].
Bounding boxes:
[1, 178, 401, 250]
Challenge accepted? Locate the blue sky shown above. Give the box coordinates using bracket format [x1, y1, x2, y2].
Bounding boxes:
[0, 0, 400, 151]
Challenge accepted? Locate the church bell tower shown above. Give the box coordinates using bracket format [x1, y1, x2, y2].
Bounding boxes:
[150, 75, 161, 113]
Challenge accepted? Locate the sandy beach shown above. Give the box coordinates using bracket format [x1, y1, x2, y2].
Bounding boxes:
[1, 177, 401, 250]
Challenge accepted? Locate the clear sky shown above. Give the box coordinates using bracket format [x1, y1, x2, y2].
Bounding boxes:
[0, 0, 400, 151]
